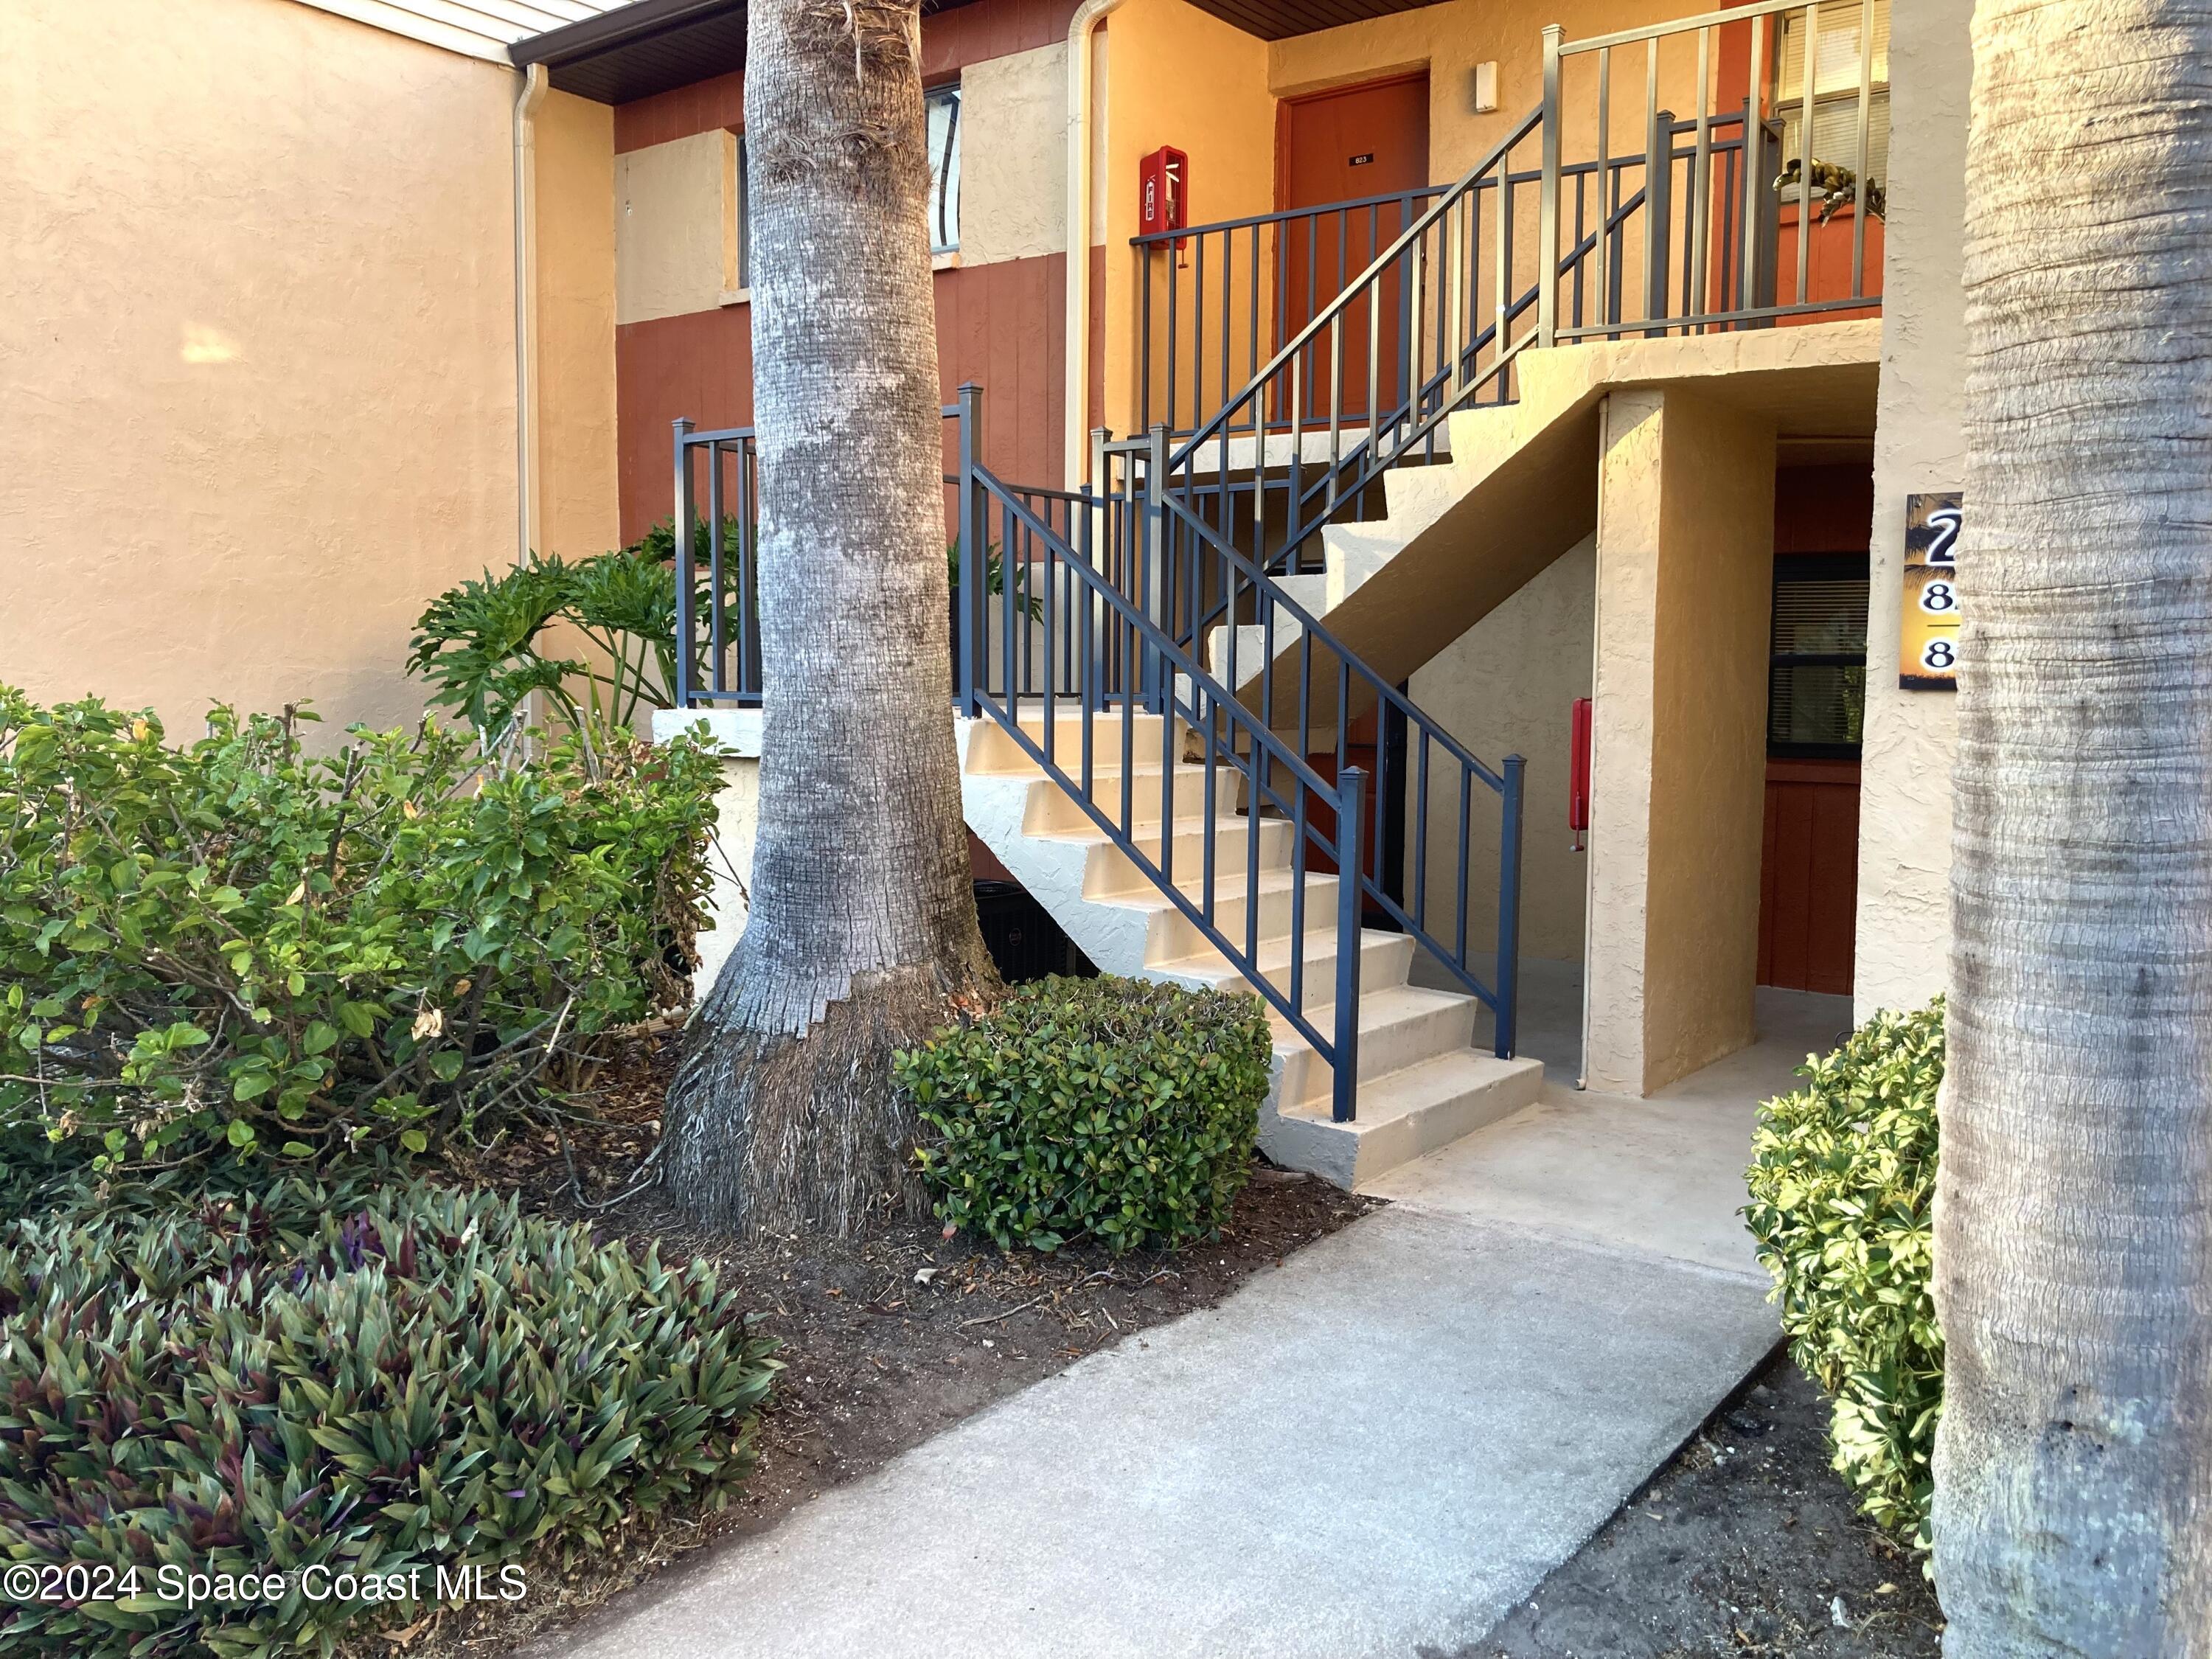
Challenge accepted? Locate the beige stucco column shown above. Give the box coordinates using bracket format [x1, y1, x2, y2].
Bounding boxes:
[1583, 389, 1776, 1096]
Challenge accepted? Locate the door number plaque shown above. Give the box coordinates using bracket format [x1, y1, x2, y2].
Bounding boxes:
[1900, 492, 1962, 690]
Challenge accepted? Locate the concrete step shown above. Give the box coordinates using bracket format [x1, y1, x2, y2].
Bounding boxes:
[1040, 813, 1296, 900]
[1275, 982, 1478, 1106]
[1262, 1048, 1547, 1189]
[964, 711, 1170, 777]
[1021, 764, 1215, 835]
[1088, 866, 1340, 965]
[1153, 925, 1416, 1007]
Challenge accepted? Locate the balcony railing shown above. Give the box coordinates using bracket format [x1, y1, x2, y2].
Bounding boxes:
[1537, 0, 1887, 344]
[1132, 0, 1886, 468]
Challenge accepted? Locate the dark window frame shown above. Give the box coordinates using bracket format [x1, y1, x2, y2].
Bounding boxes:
[1768, 552, 1870, 762]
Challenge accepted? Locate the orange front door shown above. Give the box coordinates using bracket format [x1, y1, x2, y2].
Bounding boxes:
[1276, 74, 1429, 424]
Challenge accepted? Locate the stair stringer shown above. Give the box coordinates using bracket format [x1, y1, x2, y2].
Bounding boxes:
[1212, 321, 1885, 721]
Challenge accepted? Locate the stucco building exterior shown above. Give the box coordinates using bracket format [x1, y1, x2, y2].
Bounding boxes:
[4, 0, 1968, 1175]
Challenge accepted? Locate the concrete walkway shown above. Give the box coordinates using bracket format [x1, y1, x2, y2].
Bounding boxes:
[553, 990, 1846, 1659]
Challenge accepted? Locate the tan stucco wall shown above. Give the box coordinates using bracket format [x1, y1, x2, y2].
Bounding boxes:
[1099, 0, 1276, 434]
[1585, 388, 1775, 1096]
[532, 89, 621, 562]
[1409, 534, 1595, 965]
[1852, 0, 1969, 1021]
[1, 0, 521, 735]
[962, 42, 1071, 265]
[615, 130, 740, 324]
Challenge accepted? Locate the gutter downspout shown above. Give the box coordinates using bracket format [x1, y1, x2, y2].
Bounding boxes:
[1064, 0, 1124, 488]
[513, 63, 551, 571]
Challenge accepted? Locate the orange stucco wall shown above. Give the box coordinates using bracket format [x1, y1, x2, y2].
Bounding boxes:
[0, 0, 543, 736]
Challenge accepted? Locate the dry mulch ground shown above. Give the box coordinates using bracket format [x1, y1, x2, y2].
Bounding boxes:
[375, 1029, 1379, 1657]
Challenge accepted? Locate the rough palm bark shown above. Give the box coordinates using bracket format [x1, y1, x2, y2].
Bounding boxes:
[1937, 0, 2212, 1647]
[662, 0, 998, 1235]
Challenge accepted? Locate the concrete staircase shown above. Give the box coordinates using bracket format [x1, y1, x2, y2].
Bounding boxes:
[1206, 324, 1885, 715]
[958, 711, 1544, 1189]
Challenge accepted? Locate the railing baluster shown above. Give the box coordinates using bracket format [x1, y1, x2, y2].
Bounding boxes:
[1138, 246, 1153, 432]
[1690, 26, 1714, 330]
[1332, 765, 1365, 1124]
[1290, 787, 1307, 1018]
[1797, 0, 1818, 307]
[1743, 13, 1768, 328]
[1166, 243, 1180, 437]
[1537, 24, 1562, 347]
[1495, 754, 1524, 1060]
[1413, 735, 1430, 931]
[1852, 0, 1875, 299]
[1594, 45, 1612, 336]
[1455, 765, 1472, 964]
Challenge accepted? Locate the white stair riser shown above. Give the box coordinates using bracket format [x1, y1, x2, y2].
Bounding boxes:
[1158, 929, 1417, 1006]
[965, 720, 1169, 779]
[1277, 995, 1479, 1106]
[1023, 768, 1214, 835]
[1083, 817, 1294, 899]
[1259, 1056, 1543, 1188]
[1133, 874, 1340, 966]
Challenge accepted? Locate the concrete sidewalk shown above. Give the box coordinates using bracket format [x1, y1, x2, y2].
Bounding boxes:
[552, 992, 1842, 1659]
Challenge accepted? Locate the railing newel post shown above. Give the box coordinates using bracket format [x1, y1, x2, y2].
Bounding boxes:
[672, 418, 696, 709]
[956, 382, 985, 716]
[1495, 753, 1526, 1061]
[1537, 24, 1564, 350]
[1332, 765, 1366, 1124]
[1144, 422, 1169, 711]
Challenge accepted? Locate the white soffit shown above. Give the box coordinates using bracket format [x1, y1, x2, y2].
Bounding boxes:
[291, 0, 630, 63]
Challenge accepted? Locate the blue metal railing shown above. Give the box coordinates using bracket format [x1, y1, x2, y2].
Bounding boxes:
[1137, 105, 1777, 607]
[952, 386, 1375, 1119]
[671, 386, 1528, 1097]
[1113, 439, 1527, 1054]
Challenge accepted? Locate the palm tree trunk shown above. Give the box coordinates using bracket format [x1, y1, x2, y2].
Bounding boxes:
[661, 0, 998, 1235]
[1938, 1, 2212, 1646]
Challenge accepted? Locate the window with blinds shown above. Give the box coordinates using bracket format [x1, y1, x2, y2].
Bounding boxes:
[1768, 554, 1871, 758]
[1775, 0, 1891, 201]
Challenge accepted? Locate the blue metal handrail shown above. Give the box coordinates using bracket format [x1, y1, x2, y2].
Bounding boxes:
[1152, 489, 1524, 1053]
[951, 385, 1372, 1119]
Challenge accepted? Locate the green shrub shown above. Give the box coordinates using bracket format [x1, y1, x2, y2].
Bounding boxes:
[406, 526, 723, 738]
[898, 975, 1273, 1253]
[1745, 998, 1944, 1551]
[0, 1180, 777, 1658]
[0, 689, 720, 1200]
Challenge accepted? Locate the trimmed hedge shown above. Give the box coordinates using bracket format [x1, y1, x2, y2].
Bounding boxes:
[898, 975, 1273, 1253]
[1744, 998, 1944, 1551]
[0, 689, 720, 1205]
[0, 1181, 778, 1657]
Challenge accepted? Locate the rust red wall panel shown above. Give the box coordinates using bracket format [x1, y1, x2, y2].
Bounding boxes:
[1773, 464, 1874, 554]
[614, 253, 1067, 544]
[615, 71, 744, 154]
[1757, 758, 1862, 996]
[922, 0, 1082, 79]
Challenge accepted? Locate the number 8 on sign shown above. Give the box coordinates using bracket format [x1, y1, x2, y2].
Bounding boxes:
[1902, 493, 1964, 691]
